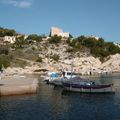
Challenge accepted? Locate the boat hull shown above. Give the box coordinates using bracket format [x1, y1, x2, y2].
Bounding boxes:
[63, 83, 115, 93]
[44, 77, 65, 86]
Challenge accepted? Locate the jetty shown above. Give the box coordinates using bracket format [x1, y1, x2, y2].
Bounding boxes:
[0, 75, 38, 96]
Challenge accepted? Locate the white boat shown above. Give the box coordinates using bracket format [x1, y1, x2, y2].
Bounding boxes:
[44, 71, 79, 86]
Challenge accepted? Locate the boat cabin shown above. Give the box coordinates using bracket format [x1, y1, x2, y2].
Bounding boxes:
[62, 71, 78, 79]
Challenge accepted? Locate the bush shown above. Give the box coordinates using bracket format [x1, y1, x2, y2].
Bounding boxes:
[0, 27, 16, 37]
[0, 55, 10, 69]
[66, 47, 76, 53]
[66, 38, 71, 44]
[72, 36, 120, 61]
[36, 57, 42, 62]
[0, 46, 9, 55]
[48, 35, 62, 44]
[51, 54, 60, 62]
[27, 34, 42, 42]
[32, 47, 35, 50]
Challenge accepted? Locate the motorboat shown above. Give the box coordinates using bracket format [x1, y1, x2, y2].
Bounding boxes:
[44, 71, 59, 84]
[44, 71, 79, 86]
[62, 77, 115, 93]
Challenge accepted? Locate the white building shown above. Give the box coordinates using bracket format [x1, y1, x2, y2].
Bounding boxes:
[4, 36, 16, 44]
[50, 27, 69, 38]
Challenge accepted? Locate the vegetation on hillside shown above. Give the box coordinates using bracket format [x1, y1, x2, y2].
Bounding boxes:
[0, 26, 120, 67]
[66, 36, 120, 61]
[0, 55, 10, 70]
[0, 45, 10, 55]
[27, 34, 42, 42]
[0, 27, 16, 37]
[51, 54, 60, 62]
[13, 34, 43, 49]
[36, 57, 42, 62]
[48, 35, 62, 44]
[14, 36, 28, 48]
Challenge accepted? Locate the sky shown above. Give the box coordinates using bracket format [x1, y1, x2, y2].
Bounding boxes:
[0, 0, 120, 43]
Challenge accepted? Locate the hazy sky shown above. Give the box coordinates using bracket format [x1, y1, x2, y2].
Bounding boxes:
[0, 0, 120, 43]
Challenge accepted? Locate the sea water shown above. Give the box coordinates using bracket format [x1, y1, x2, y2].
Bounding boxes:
[0, 73, 120, 120]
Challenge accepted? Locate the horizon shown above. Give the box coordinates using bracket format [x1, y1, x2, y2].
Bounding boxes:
[0, 0, 120, 43]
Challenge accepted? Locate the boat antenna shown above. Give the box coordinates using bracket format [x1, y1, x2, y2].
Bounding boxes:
[71, 59, 74, 78]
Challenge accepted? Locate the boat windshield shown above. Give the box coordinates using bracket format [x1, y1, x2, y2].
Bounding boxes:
[67, 72, 78, 76]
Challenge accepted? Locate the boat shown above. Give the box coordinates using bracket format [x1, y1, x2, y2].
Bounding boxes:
[44, 71, 59, 84]
[62, 77, 115, 93]
[44, 71, 79, 86]
[62, 70, 79, 79]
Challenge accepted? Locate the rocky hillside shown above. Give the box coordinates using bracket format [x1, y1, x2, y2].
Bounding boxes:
[1, 28, 120, 75]
[3, 40, 120, 75]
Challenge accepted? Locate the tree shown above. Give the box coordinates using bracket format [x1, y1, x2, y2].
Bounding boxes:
[69, 34, 73, 38]
[75, 41, 81, 49]
[36, 57, 42, 62]
[66, 47, 76, 53]
[0, 27, 16, 37]
[14, 36, 28, 48]
[0, 45, 9, 55]
[83, 38, 97, 48]
[0, 55, 10, 69]
[48, 35, 62, 44]
[69, 39, 76, 47]
[51, 54, 60, 62]
[77, 35, 86, 44]
[66, 38, 71, 44]
[105, 42, 120, 54]
[96, 38, 105, 48]
[27, 34, 42, 42]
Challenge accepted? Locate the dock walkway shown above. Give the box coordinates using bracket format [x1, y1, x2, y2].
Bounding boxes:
[0, 75, 38, 96]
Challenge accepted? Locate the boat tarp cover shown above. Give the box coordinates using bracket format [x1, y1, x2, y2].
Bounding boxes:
[51, 72, 58, 78]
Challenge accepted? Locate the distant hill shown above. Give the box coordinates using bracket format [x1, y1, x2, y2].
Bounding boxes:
[0, 27, 120, 74]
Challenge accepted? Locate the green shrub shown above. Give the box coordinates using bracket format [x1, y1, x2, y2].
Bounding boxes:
[48, 35, 62, 44]
[66, 47, 76, 52]
[51, 54, 60, 62]
[0, 27, 16, 37]
[32, 47, 35, 50]
[0, 55, 10, 69]
[70, 35, 120, 61]
[36, 57, 42, 62]
[27, 34, 42, 42]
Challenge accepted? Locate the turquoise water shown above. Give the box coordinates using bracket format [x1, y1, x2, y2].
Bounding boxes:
[0, 74, 120, 120]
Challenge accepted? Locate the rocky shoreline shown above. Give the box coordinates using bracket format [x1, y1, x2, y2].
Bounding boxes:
[2, 53, 120, 76]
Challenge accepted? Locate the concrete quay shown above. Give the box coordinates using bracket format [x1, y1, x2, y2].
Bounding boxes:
[0, 75, 38, 96]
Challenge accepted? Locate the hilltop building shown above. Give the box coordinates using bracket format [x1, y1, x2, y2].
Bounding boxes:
[50, 27, 69, 38]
